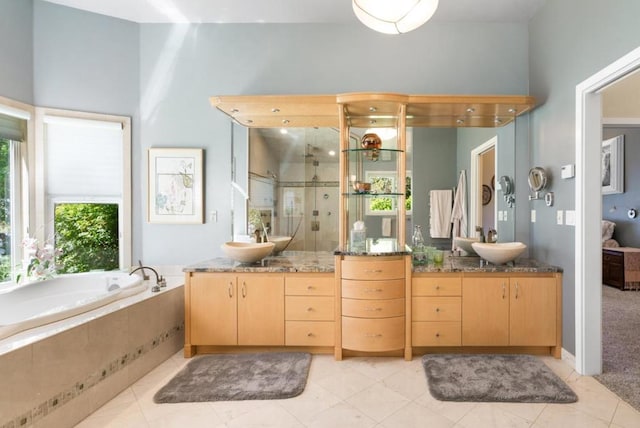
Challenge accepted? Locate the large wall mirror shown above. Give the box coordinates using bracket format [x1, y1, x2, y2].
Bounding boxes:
[231, 121, 517, 251]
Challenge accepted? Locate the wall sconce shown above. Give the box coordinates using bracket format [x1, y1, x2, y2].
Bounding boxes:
[498, 175, 515, 208]
[352, 0, 439, 34]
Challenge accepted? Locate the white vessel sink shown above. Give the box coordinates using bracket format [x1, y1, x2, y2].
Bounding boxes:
[221, 242, 275, 263]
[268, 236, 292, 253]
[471, 242, 527, 265]
[454, 237, 480, 256]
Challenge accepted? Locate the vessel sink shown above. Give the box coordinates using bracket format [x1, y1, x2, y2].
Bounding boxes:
[221, 242, 275, 263]
[268, 236, 292, 253]
[454, 237, 480, 256]
[471, 242, 527, 265]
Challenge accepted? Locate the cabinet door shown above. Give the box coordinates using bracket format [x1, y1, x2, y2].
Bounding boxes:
[509, 277, 557, 346]
[462, 277, 509, 346]
[190, 274, 237, 345]
[237, 274, 285, 345]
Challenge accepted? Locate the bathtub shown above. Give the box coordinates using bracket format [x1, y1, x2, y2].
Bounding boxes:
[0, 271, 147, 340]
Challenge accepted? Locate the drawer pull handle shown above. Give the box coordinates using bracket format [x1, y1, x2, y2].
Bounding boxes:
[364, 269, 383, 273]
[242, 281, 247, 298]
[435, 285, 440, 290]
[364, 333, 383, 338]
[435, 308, 440, 313]
[364, 288, 384, 293]
[515, 283, 519, 299]
[307, 285, 315, 290]
[502, 283, 506, 299]
[307, 332, 314, 337]
[435, 333, 440, 338]
[364, 307, 383, 312]
[306, 307, 314, 312]
[228, 282, 233, 298]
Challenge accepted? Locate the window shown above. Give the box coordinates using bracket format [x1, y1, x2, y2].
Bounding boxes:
[37, 110, 131, 272]
[0, 100, 29, 285]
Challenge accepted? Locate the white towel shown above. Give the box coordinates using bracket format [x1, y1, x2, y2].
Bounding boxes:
[381, 218, 392, 237]
[451, 170, 468, 250]
[430, 190, 453, 238]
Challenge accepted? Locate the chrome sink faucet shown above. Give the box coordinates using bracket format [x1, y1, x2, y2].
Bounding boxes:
[130, 263, 166, 292]
[475, 226, 485, 242]
[487, 229, 498, 243]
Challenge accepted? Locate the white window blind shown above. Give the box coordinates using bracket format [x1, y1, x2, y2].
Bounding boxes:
[44, 115, 124, 198]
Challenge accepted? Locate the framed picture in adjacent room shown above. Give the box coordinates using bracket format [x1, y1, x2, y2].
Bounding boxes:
[148, 148, 204, 224]
[601, 135, 624, 195]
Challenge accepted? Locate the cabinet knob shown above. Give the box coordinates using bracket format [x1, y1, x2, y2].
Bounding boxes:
[307, 332, 314, 337]
[306, 307, 314, 312]
[307, 285, 315, 290]
[435, 285, 440, 290]
[435, 307, 440, 312]
[435, 333, 440, 338]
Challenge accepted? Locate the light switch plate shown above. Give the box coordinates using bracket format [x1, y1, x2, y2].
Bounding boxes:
[561, 164, 575, 179]
[531, 209, 536, 223]
[565, 210, 576, 226]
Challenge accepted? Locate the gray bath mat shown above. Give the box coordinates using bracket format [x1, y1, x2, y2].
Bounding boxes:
[422, 354, 577, 403]
[154, 352, 311, 403]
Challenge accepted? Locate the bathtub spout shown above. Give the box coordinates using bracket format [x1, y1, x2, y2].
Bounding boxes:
[129, 266, 166, 289]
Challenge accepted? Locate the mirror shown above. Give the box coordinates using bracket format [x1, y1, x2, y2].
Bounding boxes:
[233, 122, 519, 251]
[527, 166, 547, 200]
[233, 125, 341, 252]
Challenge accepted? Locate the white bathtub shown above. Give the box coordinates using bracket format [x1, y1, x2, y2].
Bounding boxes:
[0, 271, 147, 340]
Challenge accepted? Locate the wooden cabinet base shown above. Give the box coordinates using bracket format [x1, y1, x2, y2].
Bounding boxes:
[412, 346, 560, 358]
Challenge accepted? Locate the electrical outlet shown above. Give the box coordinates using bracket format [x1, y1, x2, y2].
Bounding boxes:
[210, 210, 217, 222]
[557, 210, 563, 225]
[565, 210, 576, 226]
[531, 209, 536, 223]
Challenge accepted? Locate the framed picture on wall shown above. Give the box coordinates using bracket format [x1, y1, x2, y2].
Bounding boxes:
[601, 135, 624, 195]
[148, 148, 204, 224]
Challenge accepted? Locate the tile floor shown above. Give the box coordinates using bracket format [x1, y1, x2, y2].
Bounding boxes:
[76, 351, 640, 427]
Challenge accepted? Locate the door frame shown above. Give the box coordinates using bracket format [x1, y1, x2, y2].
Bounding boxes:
[575, 46, 640, 375]
[469, 137, 497, 238]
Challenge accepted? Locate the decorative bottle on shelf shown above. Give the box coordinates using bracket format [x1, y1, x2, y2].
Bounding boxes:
[412, 225, 426, 265]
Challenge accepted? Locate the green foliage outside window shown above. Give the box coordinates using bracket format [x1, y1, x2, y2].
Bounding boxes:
[55, 203, 119, 273]
[0, 139, 11, 281]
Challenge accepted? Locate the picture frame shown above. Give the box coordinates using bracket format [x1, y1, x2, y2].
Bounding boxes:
[601, 135, 624, 195]
[148, 148, 204, 224]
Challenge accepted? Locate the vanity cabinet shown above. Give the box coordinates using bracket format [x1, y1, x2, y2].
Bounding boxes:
[412, 273, 462, 347]
[461, 273, 559, 350]
[285, 274, 335, 346]
[339, 256, 408, 356]
[186, 272, 285, 354]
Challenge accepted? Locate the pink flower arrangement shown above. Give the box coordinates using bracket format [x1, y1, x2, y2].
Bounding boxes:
[19, 236, 62, 282]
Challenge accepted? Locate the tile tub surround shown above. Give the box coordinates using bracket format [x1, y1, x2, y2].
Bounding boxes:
[0, 276, 184, 428]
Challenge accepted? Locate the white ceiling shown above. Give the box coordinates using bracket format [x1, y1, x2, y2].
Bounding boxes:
[41, 0, 546, 24]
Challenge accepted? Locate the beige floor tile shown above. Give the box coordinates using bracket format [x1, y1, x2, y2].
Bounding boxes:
[224, 403, 304, 428]
[564, 374, 619, 423]
[492, 402, 547, 423]
[306, 402, 377, 428]
[210, 398, 273, 423]
[145, 404, 223, 427]
[314, 367, 377, 400]
[278, 382, 342, 424]
[610, 400, 640, 428]
[346, 382, 410, 422]
[382, 363, 429, 400]
[346, 356, 408, 381]
[533, 404, 609, 428]
[455, 403, 531, 428]
[379, 401, 455, 428]
[414, 391, 477, 423]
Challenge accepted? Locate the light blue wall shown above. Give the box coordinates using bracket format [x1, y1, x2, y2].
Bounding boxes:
[602, 127, 640, 248]
[0, 0, 33, 103]
[529, 0, 640, 354]
[3, 2, 531, 266]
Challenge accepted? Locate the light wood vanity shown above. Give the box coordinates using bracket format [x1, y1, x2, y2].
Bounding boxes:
[183, 92, 563, 361]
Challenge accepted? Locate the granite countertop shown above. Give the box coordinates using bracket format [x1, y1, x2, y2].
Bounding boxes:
[183, 251, 336, 273]
[413, 253, 563, 273]
[183, 251, 562, 274]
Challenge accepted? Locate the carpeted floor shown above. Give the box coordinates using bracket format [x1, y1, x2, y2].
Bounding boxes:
[595, 285, 640, 411]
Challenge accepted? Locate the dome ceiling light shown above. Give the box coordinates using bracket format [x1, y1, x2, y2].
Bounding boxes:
[352, 0, 439, 34]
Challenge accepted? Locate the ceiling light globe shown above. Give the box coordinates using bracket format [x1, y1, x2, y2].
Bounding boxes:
[353, 0, 439, 34]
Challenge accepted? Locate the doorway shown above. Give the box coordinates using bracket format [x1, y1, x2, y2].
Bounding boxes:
[469, 137, 497, 238]
[576, 46, 640, 375]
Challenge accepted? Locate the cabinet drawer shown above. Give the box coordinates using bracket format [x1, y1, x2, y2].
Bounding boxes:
[285, 275, 334, 296]
[412, 321, 461, 346]
[285, 296, 334, 321]
[342, 316, 404, 352]
[285, 321, 334, 346]
[412, 276, 462, 296]
[341, 258, 404, 280]
[342, 279, 405, 299]
[342, 297, 404, 318]
[412, 297, 461, 321]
